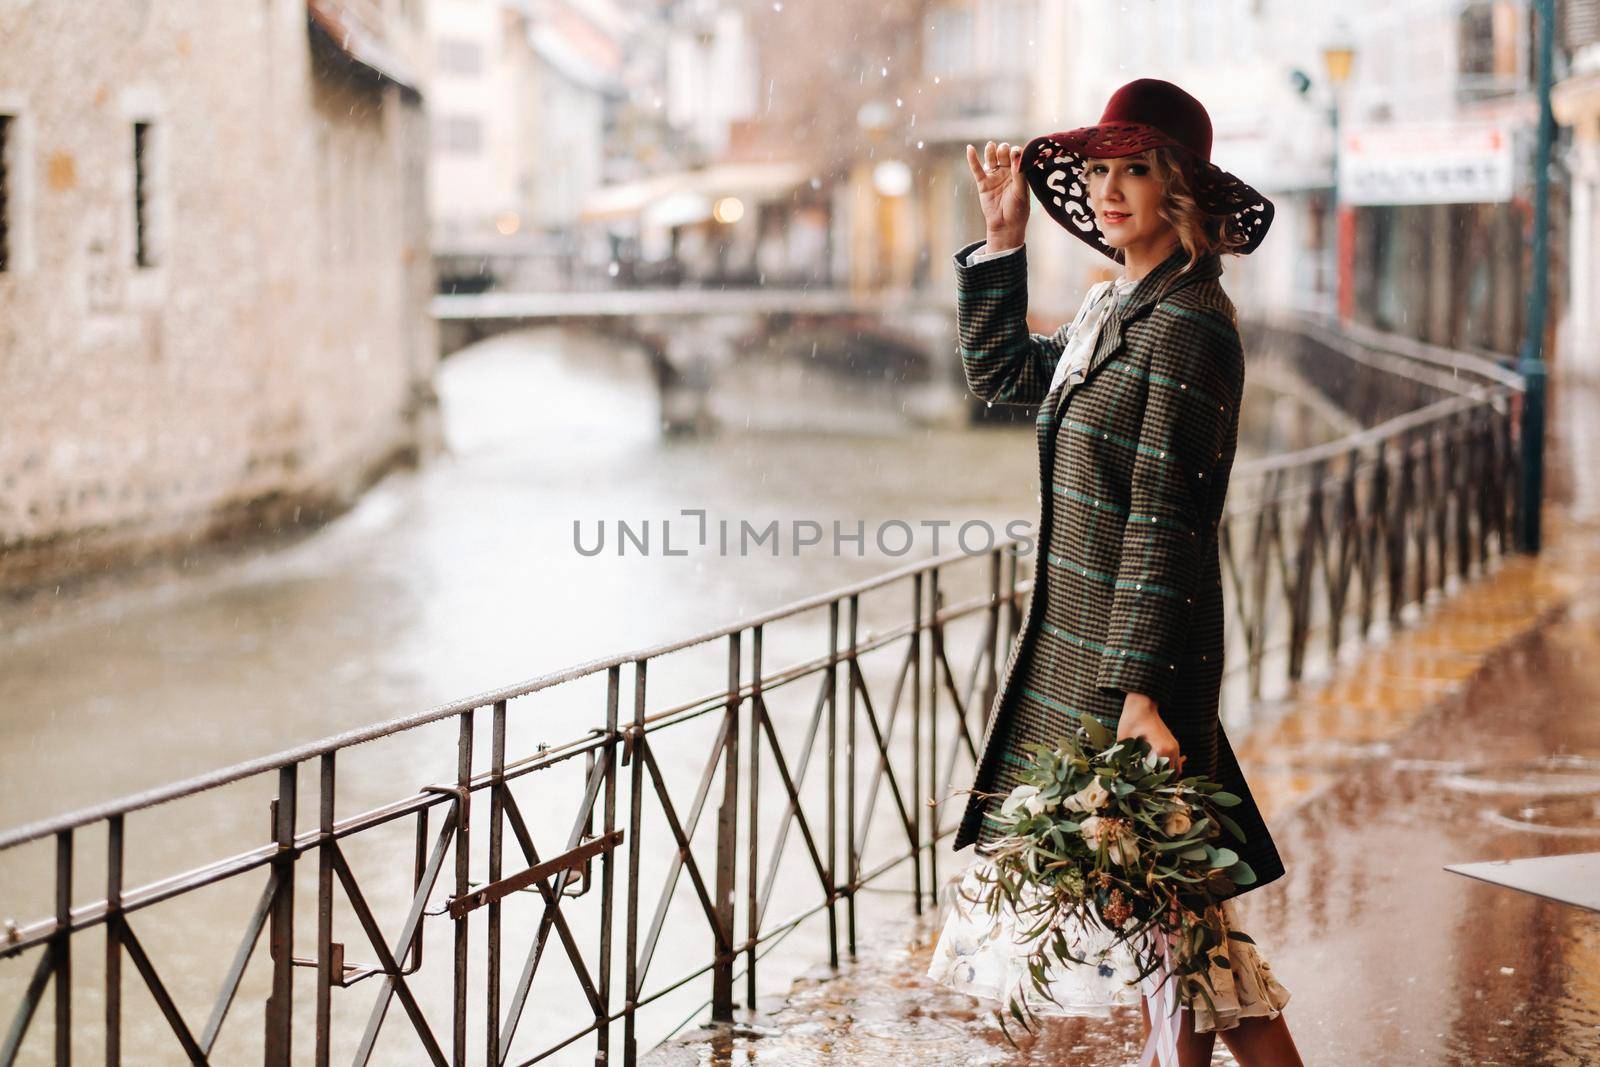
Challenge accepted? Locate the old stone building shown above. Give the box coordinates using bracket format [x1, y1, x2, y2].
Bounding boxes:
[0, 0, 438, 597]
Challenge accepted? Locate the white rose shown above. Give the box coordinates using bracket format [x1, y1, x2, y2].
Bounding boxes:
[1162, 806, 1193, 836]
[1078, 814, 1104, 846]
[1063, 777, 1112, 813]
[1106, 835, 1140, 866]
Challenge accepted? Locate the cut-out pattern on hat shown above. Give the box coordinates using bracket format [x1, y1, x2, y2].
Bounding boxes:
[1021, 132, 1274, 261]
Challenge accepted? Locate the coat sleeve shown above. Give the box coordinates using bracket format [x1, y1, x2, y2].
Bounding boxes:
[952, 238, 1073, 407]
[1095, 302, 1244, 709]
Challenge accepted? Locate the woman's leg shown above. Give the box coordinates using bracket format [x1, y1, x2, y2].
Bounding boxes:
[1214, 1013, 1305, 1067]
[1138, 996, 1217, 1067]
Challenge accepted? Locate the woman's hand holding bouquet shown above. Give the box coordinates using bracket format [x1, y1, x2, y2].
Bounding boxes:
[962, 710, 1256, 1046]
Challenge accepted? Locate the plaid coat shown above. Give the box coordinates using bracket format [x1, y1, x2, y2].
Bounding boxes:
[949, 238, 1285, 901]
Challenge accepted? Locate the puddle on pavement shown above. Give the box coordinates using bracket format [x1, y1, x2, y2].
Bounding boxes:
[1437, 754, 1600, 796]
[1425, 754, 1600, 834]
[1484, 792, 1600, 835]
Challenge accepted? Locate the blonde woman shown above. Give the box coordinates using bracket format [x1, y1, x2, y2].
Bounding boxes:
[925, 79, 1303, 1067]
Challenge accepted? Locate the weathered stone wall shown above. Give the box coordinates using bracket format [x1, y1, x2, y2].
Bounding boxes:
[0, 0, 439, 598]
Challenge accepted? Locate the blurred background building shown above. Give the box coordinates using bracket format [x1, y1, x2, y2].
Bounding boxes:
[428, 0, 625, 291]
[1555, 0, 1600, 376]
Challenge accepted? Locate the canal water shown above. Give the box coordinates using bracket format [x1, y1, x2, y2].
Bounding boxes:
[0, 326, 1311, 1064]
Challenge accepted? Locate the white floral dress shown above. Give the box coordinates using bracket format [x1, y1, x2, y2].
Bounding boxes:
[925, 854, 1292, 1034]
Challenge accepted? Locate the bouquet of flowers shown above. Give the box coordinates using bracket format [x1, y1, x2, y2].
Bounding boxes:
[961, 711, 1257, 1048]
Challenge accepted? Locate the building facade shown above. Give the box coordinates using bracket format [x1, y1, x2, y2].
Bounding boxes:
[1328, 0, 1549, 359]
[427, 0, 623, 289]
[0, 0, 438, 597]
[1554, 0, 1600, 379]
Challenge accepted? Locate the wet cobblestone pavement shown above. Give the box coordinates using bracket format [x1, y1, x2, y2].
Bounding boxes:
[648, 385, 1600, 1066]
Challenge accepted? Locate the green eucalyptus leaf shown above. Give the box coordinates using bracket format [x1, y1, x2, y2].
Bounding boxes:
[1213, 809, 1247, 843]
[1079, 714, 1115, 750]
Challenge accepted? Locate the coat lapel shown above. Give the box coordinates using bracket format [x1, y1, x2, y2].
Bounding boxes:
[1047, 247, 1222, 421]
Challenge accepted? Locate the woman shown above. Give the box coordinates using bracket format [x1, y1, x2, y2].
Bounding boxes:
[924, 80, 1303, 1066]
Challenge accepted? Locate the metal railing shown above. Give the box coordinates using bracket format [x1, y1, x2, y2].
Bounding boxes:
[0, 318, 1526, 1066]
[1225, 314, 1525, 698]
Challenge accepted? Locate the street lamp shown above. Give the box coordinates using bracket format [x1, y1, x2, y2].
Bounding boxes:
[1322, 36, 1354, 88]
[1322, 23, 1356, 321]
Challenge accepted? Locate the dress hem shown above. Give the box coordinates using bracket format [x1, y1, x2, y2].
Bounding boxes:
[924, 858, 1292, 1036]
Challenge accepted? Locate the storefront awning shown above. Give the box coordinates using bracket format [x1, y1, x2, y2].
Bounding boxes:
[580, 161, 812, 224]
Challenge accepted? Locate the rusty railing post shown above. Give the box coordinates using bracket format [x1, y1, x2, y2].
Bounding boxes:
[264, 765, 297, 1065]
[711, 632, 740, 1021]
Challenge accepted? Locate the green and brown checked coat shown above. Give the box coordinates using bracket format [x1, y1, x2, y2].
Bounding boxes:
[949, 238, 1285, 901]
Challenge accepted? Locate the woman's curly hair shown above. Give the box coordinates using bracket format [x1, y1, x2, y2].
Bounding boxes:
[1082, 146, 1251, 272]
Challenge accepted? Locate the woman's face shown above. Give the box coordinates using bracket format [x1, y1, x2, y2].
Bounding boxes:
[1084, 154, 1174, 252]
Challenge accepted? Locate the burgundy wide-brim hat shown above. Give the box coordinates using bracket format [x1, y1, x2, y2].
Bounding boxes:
[1020, 78, 1274, 261]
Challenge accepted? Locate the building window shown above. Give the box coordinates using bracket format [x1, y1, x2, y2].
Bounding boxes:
[1567, 0, 1600, 53]
[1458, 0, 1525, 93]
[434, 115, 483, 154]
[133, 120, 156, 268]
[984, 0, 1033, 68]
[437, 37, 483, 76]
[924, 6, 974, 78]
[1459, 3, 1495, 76]
[0, 113, 11, 272]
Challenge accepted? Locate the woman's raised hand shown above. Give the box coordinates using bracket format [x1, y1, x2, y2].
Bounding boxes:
[965, 140, 1029, 249]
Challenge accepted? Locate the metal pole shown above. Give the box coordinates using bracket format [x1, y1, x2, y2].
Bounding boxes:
[1519, 0, 1556, 553]
[711, 632, 739, 1021]
[1330, 93, 1341, 317]
[265, 765, 297, 1065]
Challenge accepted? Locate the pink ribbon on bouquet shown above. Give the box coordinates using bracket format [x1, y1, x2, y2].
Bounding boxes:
[1136, 927, 1183, 1067]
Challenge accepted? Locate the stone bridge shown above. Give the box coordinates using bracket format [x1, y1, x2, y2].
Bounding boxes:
[432, 288, 961, 434]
